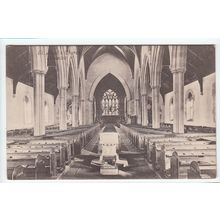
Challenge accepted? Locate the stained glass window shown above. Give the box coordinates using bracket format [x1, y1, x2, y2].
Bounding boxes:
[101, 89, 119, 116]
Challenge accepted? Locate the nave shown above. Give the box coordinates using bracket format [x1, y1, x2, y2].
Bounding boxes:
[6, 45, 216, 180]
[7, 121, 216, 180]
[60, 125, 159, 179]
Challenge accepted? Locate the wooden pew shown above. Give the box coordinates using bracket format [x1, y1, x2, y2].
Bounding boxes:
[52, 124, 101, 156]
[156, 144, 216, 179]
[7, 138, 74, 179]
[146, 137, 189, 163]
[152, 140, 214, 166]
[186, 161, 216, 179]
[53, 136, 82, 156]
[176, 133, 216, 139]
[144, 133, 216, 178]
[29, 140, 71, 164]
[7, 150, 57, 180]
[120, 124, 216, 179]
[7, 144, 66, 170]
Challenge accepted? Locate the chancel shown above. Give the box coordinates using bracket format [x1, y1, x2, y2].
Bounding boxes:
[6, 45, 216, 180]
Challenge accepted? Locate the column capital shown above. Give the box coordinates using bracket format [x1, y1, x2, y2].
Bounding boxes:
[30, 46, 49, 73]
[170, 67, 186, 75]
[72, 94, 79, 98]
[151, 85, 161, 90]
[32, 70, 45, 75]
[58, 86, 68, 91]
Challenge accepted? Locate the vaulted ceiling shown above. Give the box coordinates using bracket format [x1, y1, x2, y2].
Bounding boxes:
[160, 45, 215, 99]
[77, 45, 141, 78]
[6, 45, 215, 99]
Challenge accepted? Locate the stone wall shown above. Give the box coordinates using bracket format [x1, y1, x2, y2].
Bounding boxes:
[164, 73, 216, 127]
[7, 77, 54, 130]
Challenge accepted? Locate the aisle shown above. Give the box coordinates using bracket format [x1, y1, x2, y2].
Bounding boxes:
[60, 126, 159, 179]
[114, 126, 139, 152]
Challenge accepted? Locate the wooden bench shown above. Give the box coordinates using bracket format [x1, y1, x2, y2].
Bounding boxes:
[29, 140, 71, 164]
[145, 137, 188, 162]
[7, 150, 56, 180]
[53, 124, 101, 156]
[152, 140, 214, 166]
[155, 144, 216, 179]
[8, 144, 66, 170]
[186, 161, 216, 179]
[7, 138, 74, 179]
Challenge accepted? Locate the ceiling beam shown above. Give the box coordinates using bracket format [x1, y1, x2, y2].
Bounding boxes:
[188, 48, 206, 63]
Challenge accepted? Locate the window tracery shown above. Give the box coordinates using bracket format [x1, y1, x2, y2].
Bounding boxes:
[101, 89, 119, 116]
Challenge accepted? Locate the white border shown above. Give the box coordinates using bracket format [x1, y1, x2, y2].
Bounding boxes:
[0, 38, 220, 183]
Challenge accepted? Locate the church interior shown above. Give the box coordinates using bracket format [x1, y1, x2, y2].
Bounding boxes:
[6, 45, 216, 180]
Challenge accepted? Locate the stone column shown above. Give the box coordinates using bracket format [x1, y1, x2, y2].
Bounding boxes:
[59, 87, 67, 130]
[172, 70, 185, 133]
[135, 98, 141, 124]
[152, 85, 160, 129]
[141, 96, 144, 125]
[127, 100, 132, 124]
[124, 97, 127, 121]
[33, 70, 45, 136]
[141, 94, 148, 126]
[72, 95, 79, 127]
[88, 99, 93, 124]
[94, 98, 96, 122]
[80, 99, 86, 125]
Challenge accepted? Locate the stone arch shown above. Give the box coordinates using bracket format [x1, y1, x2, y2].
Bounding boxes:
[150, 46, 172, 128]
[185, 89, 195, 121]
[67, 56, 77, 94]
[89, 72, 131, 102]
[87, 53, 133, 106]
[53, 46, 68, 89]
[77, 69, 85, 99]
[141, 55, 151, 94]
[185, 89, 195, 102]
[150, 46, 172, 87]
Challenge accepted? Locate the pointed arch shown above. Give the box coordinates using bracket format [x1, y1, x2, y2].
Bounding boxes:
[89, 72, 131, 101]
[150, 46, 167, 87]
[67, 57, 77, 94]
[141, 55, 151, 94]
[185, 89, 195, 121]
[53, 46, 69, 89]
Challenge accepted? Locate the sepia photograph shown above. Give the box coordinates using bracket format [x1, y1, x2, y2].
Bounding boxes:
[1, 1, 220, 220]
[6, 45, 216, 180]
